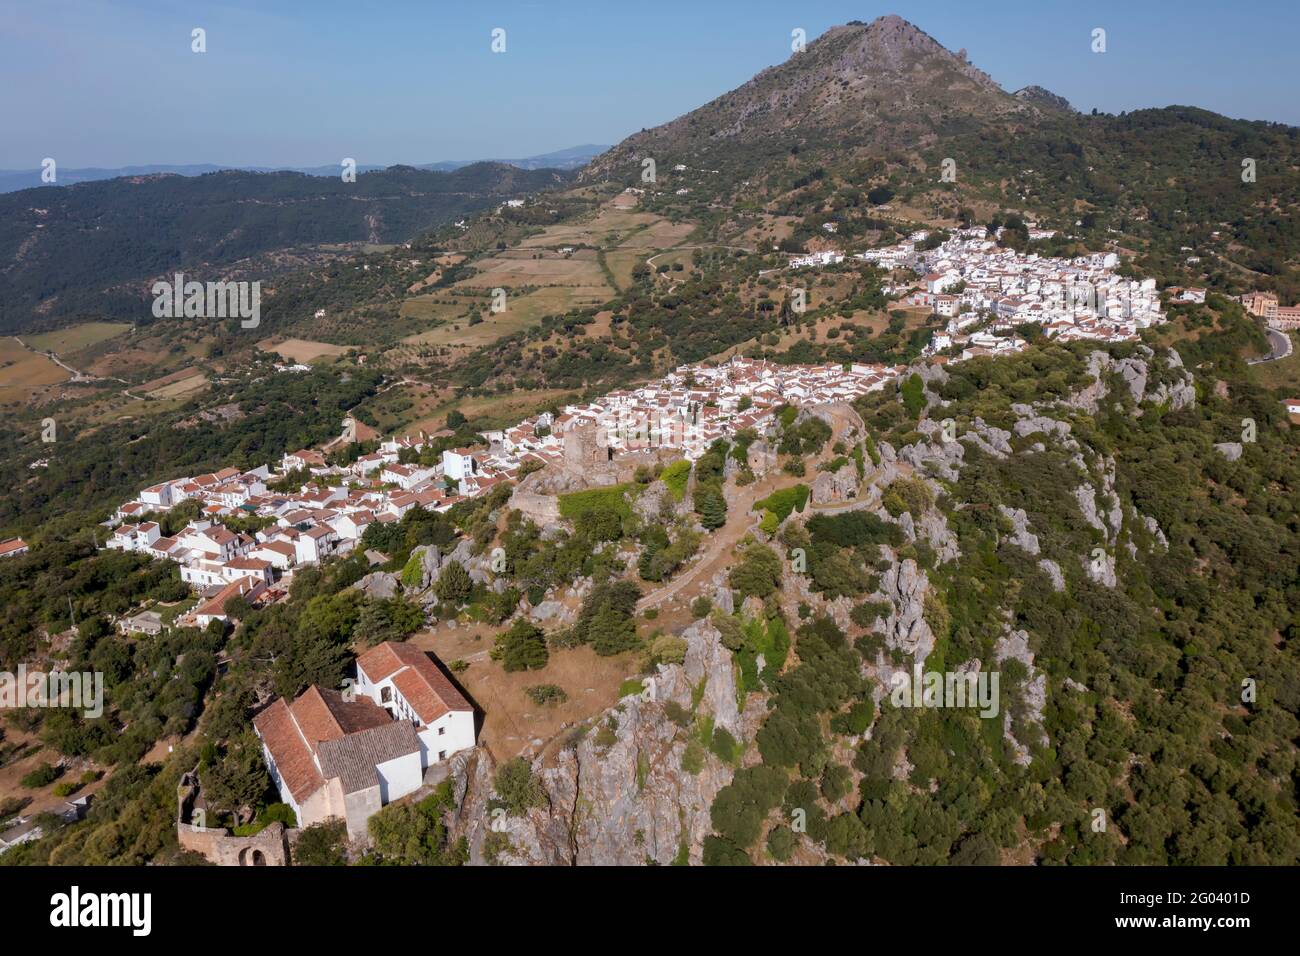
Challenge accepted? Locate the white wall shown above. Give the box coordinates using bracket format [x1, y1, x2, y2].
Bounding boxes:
[375, 752, 422, 804]
[418, 711, 475, 766]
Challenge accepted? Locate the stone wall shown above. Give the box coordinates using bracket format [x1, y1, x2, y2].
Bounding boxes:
[176, 770, 290, 866]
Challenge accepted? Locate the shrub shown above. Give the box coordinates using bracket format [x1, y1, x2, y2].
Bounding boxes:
[558, 484, 636, 522]
[767, 824, 798, 862]
[21, 763, 62, 789]
[525, 684, 568, 706]
[492, 619, 549, 672]
[647, 634, 687, 666]
[756, 485, 810, 524]
[901, 372, 926, 417]
[882, 476, 935, 518]
[660, 460, 692, 501]
[729, 542, 784, 599]
[294, 819, 348, 866]
[493, 758, 547, 816]
[435, 560, 472, 604]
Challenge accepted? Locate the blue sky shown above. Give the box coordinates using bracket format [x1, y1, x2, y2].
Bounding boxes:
[2, 0, 1296, 168]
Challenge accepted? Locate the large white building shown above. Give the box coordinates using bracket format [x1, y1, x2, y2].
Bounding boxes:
[355, 641, 476, 768]
[253, 642, 474, 841]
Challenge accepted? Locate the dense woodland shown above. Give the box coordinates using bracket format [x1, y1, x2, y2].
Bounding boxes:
[0, 163, 573, 331]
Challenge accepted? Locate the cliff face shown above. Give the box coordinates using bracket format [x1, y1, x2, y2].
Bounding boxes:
[449, 619, 763, 865]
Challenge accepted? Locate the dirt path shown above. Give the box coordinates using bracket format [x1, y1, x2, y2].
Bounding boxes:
[637, 403, 867, 615]
[12, 336, 97, 383]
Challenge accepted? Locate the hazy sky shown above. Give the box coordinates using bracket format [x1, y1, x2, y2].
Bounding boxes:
[2, 0, 1296, 169]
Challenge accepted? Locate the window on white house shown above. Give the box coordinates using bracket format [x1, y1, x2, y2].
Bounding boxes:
[437, 726, 445, 735]
[438, 751, 446, 761]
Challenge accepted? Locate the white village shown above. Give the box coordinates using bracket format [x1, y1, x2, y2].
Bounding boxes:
[95, 235, 1173, 848]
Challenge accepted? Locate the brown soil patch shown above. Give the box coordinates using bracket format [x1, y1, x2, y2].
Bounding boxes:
[411, 625, 638, 763]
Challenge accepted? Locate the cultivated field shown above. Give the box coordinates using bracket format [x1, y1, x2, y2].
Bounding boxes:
[402, 285, 609, 350]
[138, 366, 208, 400]
[257, 338, 350, 363]
[0, 338, 69, 403]
[26, 322, 131, 355]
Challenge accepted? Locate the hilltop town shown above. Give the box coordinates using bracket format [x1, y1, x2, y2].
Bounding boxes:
[101, 355, 900, 629]
[796, 226, 1167, 360]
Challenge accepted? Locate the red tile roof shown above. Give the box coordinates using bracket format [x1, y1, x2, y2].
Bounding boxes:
[252, 697, 324, 803]
[356, 642, 472, 724]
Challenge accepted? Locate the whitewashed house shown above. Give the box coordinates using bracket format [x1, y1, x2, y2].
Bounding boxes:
[355, 641, 476, 768]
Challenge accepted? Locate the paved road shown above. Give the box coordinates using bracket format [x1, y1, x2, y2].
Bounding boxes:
[1249, 326, 1293, 365]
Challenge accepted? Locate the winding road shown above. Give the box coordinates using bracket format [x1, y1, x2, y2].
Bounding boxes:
[1248, 326, 1294, 365]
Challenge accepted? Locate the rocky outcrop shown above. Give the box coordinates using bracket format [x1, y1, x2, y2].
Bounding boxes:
[354, 571, 400, 600]
[1214, 442, 1243, 462]
[1068, 347, 1195, 415]
[999, 505, 1039, 556]
[917, 508, 961, 565]
[811, 462, 860, 504]
[961, 417, 1013, 459]
[913, 362, 949, 411]
[1083, 548, 1118, 588]
[633, 479, 670, 522]
[993, 628, 1047, 767]
[877, 558, 934, 665]
[1141, 515, 1169, 552]
[1037, 558, 1065, 592]
[450, 620, 760, 865]
[529, 600, 575, 626]
[899, 420, 964, 482]
[712, 576, 735, 615]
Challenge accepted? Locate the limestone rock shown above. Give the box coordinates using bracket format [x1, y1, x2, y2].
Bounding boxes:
[994, 627, 1048, 767]
[1214, 442, 1243, 462]
[451, 619, 753, 866]
[529, 600, 574, 626]
[353, 571, 399, 600]
[878, 558, 934, 665]
[811, 462, 860, 504]
[1037, 558, 1065, 592]
[999, 505, 1040, 556]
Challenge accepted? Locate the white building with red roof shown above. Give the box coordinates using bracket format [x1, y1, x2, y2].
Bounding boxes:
[355, 642, 476, 767]
[253, 684, 423, 841]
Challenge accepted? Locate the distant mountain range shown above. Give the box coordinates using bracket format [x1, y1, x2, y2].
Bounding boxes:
[0, 144, 608, 194]
[0, 162, 575, 331]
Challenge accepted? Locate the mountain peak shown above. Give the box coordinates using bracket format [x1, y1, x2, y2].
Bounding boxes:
[587, 15, 1032, 180]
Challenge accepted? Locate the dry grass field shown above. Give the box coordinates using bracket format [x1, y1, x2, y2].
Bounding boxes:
[26, 322, 131, 355]
[257, 337, 350, 363]
[0, 338, 70, 403]
[139, 366, 208, 399]
[451, 249, 609, 289]
[412, 625, 640, 763]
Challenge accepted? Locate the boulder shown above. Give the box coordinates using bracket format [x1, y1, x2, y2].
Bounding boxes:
[353, 571, 399, 600]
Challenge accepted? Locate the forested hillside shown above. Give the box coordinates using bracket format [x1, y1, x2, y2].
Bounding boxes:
[0, 163, 572, 332]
